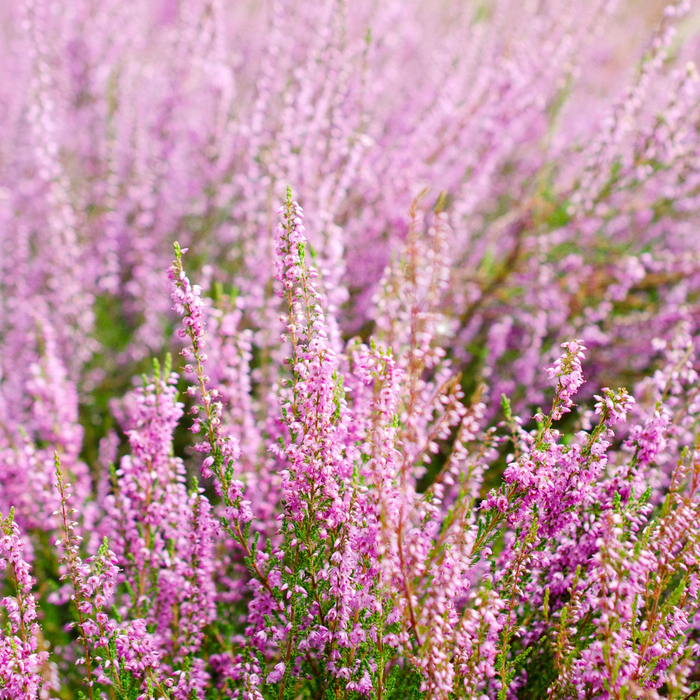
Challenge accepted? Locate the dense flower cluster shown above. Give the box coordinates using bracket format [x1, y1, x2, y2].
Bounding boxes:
[0, 510, 48, 700]
[1, 0, 700, 698]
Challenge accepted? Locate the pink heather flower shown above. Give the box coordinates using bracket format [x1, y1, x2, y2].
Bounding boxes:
[594, 387, 636, 424]
[545, 340, 587, 421]
[266, 662, 285, 684]
[168, 244, 244, 504]
[0, 510, 48, 700]
[103, 361, 217, 694]
[624, 407, 671, 467]
[273, 189, 352, 528]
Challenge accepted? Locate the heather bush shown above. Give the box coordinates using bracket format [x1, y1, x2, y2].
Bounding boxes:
[2, 0, 700, 698]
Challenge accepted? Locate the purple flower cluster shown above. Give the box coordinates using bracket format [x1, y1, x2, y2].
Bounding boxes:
[0, 510, 48, 700]
[1, 1, 700, 698]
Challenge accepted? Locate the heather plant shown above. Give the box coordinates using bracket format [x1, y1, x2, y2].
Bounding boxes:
[2, 0, 700, 698]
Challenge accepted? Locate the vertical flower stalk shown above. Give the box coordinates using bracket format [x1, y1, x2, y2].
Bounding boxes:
[103, 359, 217, 698]
[168, 244, 252, 532]
[0, 508, 48, 700]
[54, 454, 172, 700]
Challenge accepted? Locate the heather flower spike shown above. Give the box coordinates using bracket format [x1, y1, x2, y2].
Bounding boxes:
[0, 508, 47, 700]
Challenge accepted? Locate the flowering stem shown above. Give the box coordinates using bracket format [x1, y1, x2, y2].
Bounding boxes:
[54, 454, 95, 700]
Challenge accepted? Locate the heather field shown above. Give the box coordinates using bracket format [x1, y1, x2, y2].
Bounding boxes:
[2, 0, 700, 698]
